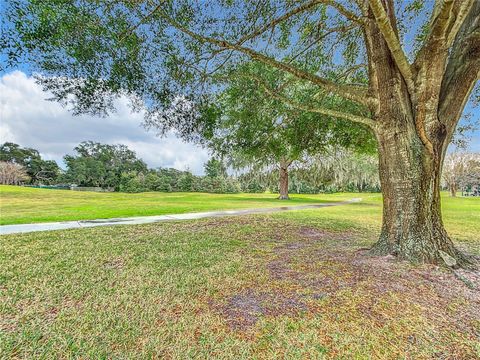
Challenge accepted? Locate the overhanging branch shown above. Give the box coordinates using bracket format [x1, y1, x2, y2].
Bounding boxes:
[159, 10, 374, 107]
[288, 24, 357, 63]
[324, 0, 366, 24]
[236, 0, 326, 45]
[242, 74, 375, 128]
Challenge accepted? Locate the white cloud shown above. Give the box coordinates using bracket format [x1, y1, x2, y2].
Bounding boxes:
[0, 71, 209, 174]
[0, 121, 16, 143]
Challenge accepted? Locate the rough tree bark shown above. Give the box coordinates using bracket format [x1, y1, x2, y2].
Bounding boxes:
[278, 159, 290, 200]
[364, 0, 479, 268]
[371, 123, 469, 266]
[243, 0, 478, 267]
[244, 0, 478, 266]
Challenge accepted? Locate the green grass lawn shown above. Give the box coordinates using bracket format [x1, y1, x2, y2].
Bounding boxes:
[1, 191, 479, 358]
[0, 185, 359, 225]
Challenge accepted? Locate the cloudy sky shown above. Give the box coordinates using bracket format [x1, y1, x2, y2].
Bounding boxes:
[0, 71, 210, 174]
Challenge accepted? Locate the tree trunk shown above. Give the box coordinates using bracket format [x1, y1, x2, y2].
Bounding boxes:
[357, 181, 364, 193]
[278, 160, 290, 200]
[449, 183, 457, 197]
[370, 126, 472, 268]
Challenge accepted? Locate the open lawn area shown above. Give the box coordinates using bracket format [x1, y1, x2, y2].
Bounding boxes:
[0, 185, 360, 225]
[1, 191, 479, 358]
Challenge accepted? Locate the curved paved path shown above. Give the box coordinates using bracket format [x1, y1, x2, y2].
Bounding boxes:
[0, 198, 361, 235]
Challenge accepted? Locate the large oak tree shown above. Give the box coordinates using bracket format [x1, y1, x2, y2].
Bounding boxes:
[3, 0, 479, 267]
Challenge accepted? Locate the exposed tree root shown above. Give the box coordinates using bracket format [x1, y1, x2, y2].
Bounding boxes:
[370, 234, 477, 270]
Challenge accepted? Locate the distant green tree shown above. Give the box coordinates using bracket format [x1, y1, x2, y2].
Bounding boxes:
[177, 172, 194, 191]
[119, 171, 147, 193]
[0, 142, 35, 164]
[303, 150, 380, 193]
[144, 172, 163, 191]
[63, 141, 147, 188]
[156, 168, 185, 191]
[204, 158, 227, 179]
[0, 142, 60, 184]
[156, 175, 173, 192]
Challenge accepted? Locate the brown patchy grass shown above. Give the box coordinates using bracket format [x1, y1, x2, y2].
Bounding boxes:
[1, 200, 479, 359]
[204, 219, 479, 358]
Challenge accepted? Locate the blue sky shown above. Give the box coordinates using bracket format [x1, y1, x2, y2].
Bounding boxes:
[461, 102, 480, 152]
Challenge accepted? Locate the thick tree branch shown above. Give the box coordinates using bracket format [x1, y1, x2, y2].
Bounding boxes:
[445, 0, 474, 45]
[336, 63, 367, 81]
[439, 1, 480, 131]
[368, 0, 414, 93]
[414, 0, 474, 69]
[410, 1, 474, 157]
[159, 10, 374, 107]
[430, 0, 473, 46]
[242, 74, 375, 127]
[414, 108, 435, 156]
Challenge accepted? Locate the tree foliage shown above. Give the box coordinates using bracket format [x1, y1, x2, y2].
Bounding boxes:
[237, 149, 379, 194]
[62, 141, 147, 188]
[202, 63, 376, 171]
[118, 166, 241, 194]
[3, 1, 477, 136]
[0, 142, 60, 184]
[204, 158, 227, 178]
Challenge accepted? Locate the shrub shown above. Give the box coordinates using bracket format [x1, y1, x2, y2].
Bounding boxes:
[119, 172, 147, 193]
[242, 179, 266, 193]
[178, 173, 194, 192]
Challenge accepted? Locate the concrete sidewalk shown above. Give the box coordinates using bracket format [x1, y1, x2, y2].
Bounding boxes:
[0, 198, 361, 235]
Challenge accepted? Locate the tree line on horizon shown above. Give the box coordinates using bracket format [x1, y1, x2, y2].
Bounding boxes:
[2, 141, 479, 197]
[0, 141, 384, 194]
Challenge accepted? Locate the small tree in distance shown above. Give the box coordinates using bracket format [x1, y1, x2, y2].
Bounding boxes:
[204, 158, 227, 179]
[0, 162, 30, 185]
[442, 152, 480, 197]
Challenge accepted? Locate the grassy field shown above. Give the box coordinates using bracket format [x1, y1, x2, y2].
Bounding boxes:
[0, 185, 359, 225]
[1, 190, 479, 358]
